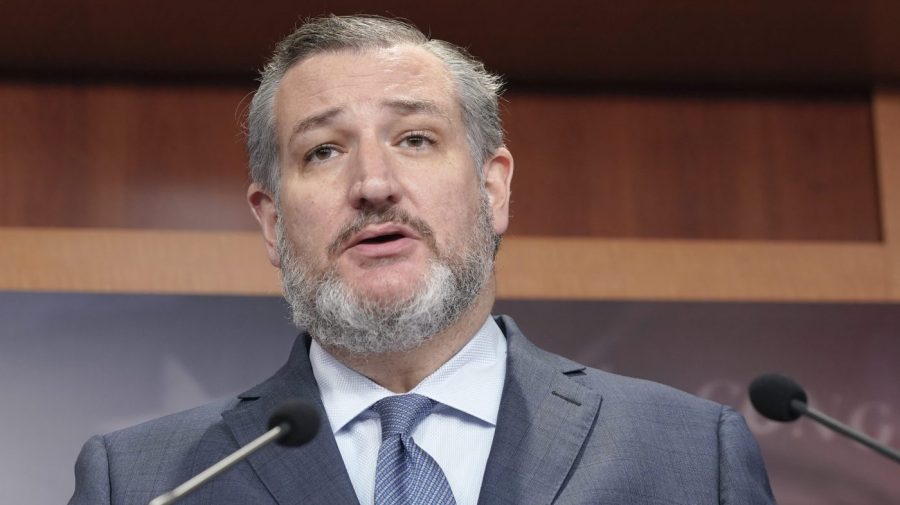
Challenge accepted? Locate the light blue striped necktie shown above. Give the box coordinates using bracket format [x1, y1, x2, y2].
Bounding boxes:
[372, 394, 456, 505]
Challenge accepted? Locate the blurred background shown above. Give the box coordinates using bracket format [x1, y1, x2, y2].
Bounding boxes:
[1, 1, 898, 503]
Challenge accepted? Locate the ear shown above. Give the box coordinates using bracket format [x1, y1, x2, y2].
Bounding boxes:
[481, 147, 514, 235]
[247, 183, 281, 268]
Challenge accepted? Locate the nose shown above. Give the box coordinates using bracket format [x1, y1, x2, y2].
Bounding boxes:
[347, 136, 400, 210]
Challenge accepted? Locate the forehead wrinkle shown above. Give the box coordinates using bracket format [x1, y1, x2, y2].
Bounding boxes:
[382, 98, 452, 124]
[289, 107, 345, 144]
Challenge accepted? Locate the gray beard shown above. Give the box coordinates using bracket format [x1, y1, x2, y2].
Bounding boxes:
[276, 196, 499, 355]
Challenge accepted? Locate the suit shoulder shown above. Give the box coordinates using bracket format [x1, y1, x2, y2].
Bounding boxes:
[102, 397, 238, 454]
[586, 366, 721, 415]
[74, 398, 242, 501]
[499, 315, 724, 419]
[534, 343, 723, 420]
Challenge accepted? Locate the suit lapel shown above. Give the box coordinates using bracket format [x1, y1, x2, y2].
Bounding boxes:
[479, 316, 603, 505]
[220, 335, 360, 505]
[216, 317, 599, 505]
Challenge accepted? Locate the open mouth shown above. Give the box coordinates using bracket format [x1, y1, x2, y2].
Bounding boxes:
[339, 223, 420, 256]
[358, 233, 406, 245]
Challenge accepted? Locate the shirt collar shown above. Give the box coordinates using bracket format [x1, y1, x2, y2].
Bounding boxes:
[310, 316, 507, 434]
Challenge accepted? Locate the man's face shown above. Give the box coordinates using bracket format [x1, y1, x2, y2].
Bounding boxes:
[249, 45, 513, 351]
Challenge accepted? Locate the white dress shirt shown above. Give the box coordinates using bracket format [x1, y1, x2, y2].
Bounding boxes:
[309, 317, 508, 505]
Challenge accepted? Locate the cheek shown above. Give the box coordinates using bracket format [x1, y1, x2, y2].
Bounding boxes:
[280, 199, 334, 252]
[428, 190, 483, 249]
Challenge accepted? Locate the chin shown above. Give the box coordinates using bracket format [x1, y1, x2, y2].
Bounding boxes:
[343, 261, 414, 289]
[345, 264, 427, 299]
[352, 281, 421, 306]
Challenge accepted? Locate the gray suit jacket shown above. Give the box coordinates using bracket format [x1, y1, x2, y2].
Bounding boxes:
[70, 315, 775, 504]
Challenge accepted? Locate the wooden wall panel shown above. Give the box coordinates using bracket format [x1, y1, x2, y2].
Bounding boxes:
[504, 94, 880, 241]
[0, 228, 891, 301]
[873, 89, 900, 298]
[0, 82, 255, 230]
[0, 227, 277, 294]
[1, 94, 896, 301]
[0, 82, 881, 242]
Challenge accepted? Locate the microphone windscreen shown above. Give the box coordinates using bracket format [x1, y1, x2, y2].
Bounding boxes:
[268, 399, 320, 447]
[749, 373, 807, 422]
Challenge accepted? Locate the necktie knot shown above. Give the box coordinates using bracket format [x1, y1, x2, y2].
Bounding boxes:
[372, 393, 456, 505]
[372, 394, 435, 441]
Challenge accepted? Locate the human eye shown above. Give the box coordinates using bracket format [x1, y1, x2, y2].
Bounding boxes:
[303, 144, 341, 164]
[398, 131, 436, 150]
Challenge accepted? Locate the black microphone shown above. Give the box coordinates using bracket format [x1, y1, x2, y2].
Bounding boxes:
[749, 373, 900, 465]
[148, 399, 320, 505]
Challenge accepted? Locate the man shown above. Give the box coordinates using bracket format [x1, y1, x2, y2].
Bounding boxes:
[70, 15, 776, 505]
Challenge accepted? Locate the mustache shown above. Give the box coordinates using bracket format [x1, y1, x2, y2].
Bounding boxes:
[326, 207, 437, 258]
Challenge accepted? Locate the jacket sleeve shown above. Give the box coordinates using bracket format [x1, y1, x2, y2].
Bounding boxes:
[718, 406, 777, 504]
[69, 435, 112, 505]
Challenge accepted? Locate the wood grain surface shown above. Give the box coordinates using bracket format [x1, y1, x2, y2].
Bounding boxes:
[0, 82, 256, 230]
[505, 93, 879, 240]
[0, 227, 277, 294]
[0, 228, 891, 301]
[0, 83, 881, 241]
[873, 89, 900, 298]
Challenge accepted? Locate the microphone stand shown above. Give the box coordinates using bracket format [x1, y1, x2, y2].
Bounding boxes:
[148, 423, 289, 505]
[791, 399, 900, 465]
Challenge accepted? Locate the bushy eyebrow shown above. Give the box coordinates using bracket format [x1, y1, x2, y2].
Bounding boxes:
[287, 99, 450, 145]
[382, 98, 450, 123]
[289, 107, 344, 142]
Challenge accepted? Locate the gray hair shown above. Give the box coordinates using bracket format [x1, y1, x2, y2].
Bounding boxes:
[246, 15, 505, 195]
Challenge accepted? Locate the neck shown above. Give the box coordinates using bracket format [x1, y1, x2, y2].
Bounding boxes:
[321, 280, 496, 393]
